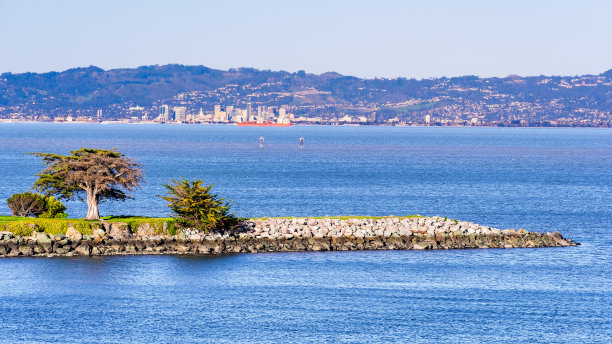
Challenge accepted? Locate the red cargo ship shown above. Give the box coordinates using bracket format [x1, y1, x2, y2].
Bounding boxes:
[236, 121, 293, 127]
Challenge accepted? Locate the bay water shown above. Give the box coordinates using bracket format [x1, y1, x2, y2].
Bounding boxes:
[0, 124, 610, 343]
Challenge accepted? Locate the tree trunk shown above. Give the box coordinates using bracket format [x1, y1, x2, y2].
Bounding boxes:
[85, 187, 100, 220]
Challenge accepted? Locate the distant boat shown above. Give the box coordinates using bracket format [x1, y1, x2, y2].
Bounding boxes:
[236, 121, 293, 127]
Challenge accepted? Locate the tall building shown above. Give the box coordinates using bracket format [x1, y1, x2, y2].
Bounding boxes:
[278, 108, 291, 124]
[213, 111, 227, 122]
[262, 107, 275, 121]
[247, 103, 252, 120]
[173, 106, 187, 122]
[213, 105, 227, 122]
[96, 109, 103, 121]
[159, 105, 169, 121]
[425, 114, 431, 124]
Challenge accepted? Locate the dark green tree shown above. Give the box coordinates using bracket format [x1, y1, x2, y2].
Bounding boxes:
[159, 178, 240, 232]
[6, 192, 66, 218]
[31, 148, 143, 220]
[7, 192, 45, 217]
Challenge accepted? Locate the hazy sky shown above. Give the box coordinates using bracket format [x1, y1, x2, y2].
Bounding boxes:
[1, 0, 610, 78]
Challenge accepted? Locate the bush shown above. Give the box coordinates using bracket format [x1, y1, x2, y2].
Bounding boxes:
[6, 192, 67, 218]
[39, 196, 68, 218]
[159, 178, 241, 232]
[7, 192, 45, 217]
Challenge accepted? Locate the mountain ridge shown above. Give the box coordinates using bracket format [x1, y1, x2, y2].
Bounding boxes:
[1, 64, 611, 126]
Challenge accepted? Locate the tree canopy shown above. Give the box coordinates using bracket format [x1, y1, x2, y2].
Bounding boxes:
[6, 192, 67, 218]
[160, 178, 240, 232]
[31, 148, 143, 219]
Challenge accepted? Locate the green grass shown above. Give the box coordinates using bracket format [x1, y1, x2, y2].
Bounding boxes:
[0, 215, 177, 237]
[0, 218, 98, 237]
[0, 215, 427, 237]
[0, 216, 24, 222]
[101, 215, 174, 222]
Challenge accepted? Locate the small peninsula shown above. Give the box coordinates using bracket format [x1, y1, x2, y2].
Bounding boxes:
[0, 216, 577, 257]
[1, 149, 578, 257]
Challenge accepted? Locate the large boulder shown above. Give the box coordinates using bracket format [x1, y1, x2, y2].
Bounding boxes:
[18, 245, 33, 256]
[35, 232, 52, 245]
[413, 242, 431, 250]
[93, 228, 106, 239]
[35, 232, 53, 252]
[136, 223, 155, 237]
[66, 226, 83, 241]
[108, 222, 132, 239]
[0, 231, 15, 240]
[74, 243, 91, 256]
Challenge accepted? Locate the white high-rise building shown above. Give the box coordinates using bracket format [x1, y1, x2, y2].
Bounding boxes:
[173, 106, 187, 122]
[159, 105, 169, 121]
[213, 111, 227, 122]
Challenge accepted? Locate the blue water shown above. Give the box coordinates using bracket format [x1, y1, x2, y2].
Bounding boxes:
[0, 123, 610, 343]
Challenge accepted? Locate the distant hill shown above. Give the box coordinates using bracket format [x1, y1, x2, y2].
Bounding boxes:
[1, 64, 611, 126]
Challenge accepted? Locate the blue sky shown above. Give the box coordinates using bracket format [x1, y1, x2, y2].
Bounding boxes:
[1, 0, 610, 78]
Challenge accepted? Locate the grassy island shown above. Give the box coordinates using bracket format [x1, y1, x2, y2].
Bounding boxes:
[0, 214, 578, 258]
[0, 215, 428, 237]
[1, 148, 578, 257]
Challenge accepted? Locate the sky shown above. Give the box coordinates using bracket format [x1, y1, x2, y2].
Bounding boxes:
[0, 0, 611, 79]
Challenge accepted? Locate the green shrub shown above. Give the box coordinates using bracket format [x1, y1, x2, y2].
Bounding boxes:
[159, 178, 241, 232]
[7, 192, 45, 217]
[7, 192, 68, 218]
[40, 196, 68, 218]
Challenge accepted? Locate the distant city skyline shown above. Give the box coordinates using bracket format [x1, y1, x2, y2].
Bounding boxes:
[1, 0, 611, 79]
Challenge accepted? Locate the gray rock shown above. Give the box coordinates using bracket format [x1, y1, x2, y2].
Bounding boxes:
[0, 231, 15, 240]
[56, 238, 70, 246]
[53, 233, 66, 241]
[18, 245, 33, 256]
[93, 228, 106, 238]
[413, 242, 430, 250]
[75, 243, 91, 256]
[35, 232, 52, 245]
[55, 247, 69, 254]
[66, 226, 83, 241]
[399, 228, 412, 236]
[109, 222, 132, 239]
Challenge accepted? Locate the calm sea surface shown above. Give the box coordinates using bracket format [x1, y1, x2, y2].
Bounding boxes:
[0, 123, 610, 343]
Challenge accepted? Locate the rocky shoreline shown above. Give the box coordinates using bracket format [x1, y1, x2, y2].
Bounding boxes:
[0, 216, 578, 257]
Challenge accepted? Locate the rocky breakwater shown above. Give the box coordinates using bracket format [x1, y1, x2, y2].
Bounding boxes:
[0, 216, 577, 257]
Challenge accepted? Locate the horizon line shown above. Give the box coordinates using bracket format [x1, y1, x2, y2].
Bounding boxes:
[2, 63, 611, 81]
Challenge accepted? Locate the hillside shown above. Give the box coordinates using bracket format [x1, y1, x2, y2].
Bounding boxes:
[1, 64, 611, 126]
